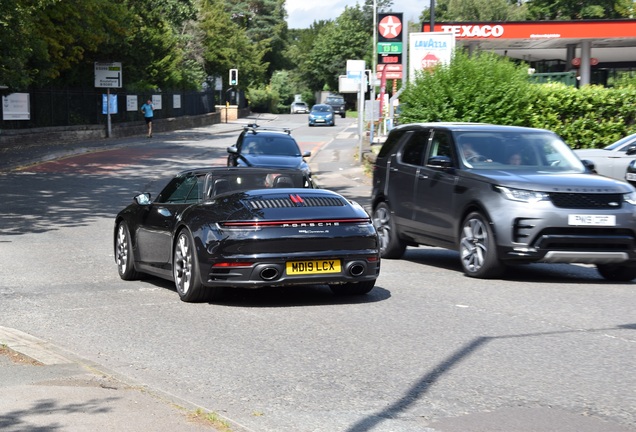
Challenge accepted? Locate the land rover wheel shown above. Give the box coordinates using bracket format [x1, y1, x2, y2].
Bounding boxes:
[373, 202, 406, 259]
[459, 212, 503, 279]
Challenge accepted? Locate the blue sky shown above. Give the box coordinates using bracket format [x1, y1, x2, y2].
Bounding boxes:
[286, 0, 426, 29]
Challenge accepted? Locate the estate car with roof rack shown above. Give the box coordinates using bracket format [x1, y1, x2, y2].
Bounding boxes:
[227, 124, 313, 186]
[371, 122, 636, 281]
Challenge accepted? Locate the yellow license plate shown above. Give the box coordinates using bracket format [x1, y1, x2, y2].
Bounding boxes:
[286, 259, 341, 275]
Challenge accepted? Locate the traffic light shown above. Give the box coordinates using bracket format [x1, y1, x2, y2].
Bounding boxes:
[364, 69, 373, 93]
[229, 69, 238, 86]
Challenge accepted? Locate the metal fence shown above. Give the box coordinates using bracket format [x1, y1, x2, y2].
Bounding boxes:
[1, 89, 218, 130]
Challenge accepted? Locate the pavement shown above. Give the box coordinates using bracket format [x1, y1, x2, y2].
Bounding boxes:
[0, 114, 376, 432]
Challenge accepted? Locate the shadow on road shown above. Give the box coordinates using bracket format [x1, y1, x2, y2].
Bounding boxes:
[138, 275, 391, 307]
[0, 138, 229, 236]
[346, 323, 636, 432]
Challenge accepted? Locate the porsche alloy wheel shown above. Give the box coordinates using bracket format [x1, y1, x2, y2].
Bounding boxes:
[459, 212, 503, 279]
[373, 202, 406, 259]
[173, 229, 206, 302]
[115, 222, 140, 280]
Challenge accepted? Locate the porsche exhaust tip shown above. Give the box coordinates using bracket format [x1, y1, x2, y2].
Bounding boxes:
[347, 262, 366, 277]
[260, 267, 280, 281]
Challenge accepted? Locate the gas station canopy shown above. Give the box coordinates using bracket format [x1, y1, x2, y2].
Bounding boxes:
[422, 20, 636, 85]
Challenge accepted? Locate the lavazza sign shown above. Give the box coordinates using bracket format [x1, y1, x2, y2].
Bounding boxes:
[439, 25, 505, 38]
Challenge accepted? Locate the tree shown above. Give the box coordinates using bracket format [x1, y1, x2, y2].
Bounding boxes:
[110, 0, 204, 91]
[0, 0, 41, 91]
[1, 0, 209, 91]
[526, 0, 633, 20]
[1, 0, 131, 90]
[361, 0, 395, 28]
[225, 0, 289, 80]
[421, 0, 528, 22]
[270, 70, 294, 106]
[198, 0, 268, 89]
[11, 0, 273, 92]
[301, 6, 373, 92]
[282, 23, 330, 100]
[400, 50, 535, 125]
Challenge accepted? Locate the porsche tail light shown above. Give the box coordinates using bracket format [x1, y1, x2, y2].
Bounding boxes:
[220, 218, 370, 228]
[212, 262, 253, 268]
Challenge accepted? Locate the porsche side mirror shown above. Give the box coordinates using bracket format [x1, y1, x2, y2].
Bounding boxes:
[134, 193, 152, 205]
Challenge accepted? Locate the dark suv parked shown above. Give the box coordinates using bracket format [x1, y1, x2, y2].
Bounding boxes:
[371, 122, 636, 281]
[324, 95, 346, 118]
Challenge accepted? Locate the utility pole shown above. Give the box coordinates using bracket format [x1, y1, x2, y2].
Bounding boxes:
[370, 0, 376, 149]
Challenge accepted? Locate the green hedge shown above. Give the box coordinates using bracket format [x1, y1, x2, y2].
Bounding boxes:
[400, 50, 636, 149]
[528, 84, 636, 148]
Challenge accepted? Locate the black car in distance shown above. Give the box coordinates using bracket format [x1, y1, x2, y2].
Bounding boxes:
[114, 167, 380, 302]
[227, 124, 313, 186]
[324, 94, 346, 118]
[371, 122, 636, 281]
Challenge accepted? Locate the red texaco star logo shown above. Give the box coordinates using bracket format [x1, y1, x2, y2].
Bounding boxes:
[378, 15, 402, 39]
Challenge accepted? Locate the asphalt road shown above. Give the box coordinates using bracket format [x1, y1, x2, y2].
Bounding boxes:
[1, 115, 635, 432]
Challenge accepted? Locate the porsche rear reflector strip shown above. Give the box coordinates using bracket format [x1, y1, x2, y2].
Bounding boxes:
[247, 196, 345, 209]
[221, 218, 370, 228]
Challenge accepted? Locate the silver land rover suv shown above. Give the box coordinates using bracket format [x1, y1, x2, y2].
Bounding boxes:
[371, 122, 636, 281]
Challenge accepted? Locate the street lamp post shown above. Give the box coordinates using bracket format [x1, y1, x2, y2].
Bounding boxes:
[368, 0, 377, 156]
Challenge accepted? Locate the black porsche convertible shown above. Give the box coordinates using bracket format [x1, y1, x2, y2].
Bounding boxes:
[114, 167, 380, 302]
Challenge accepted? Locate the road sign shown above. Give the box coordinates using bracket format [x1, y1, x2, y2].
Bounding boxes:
[101, 94, 118, 114]
[377, 42, 403, 54]
[376, 60, 403, 79]
[94, 62, 122, 88]
[377, 13, 403, 43]
[376, 13, 404, 80]
[346, 60, 366, 81]
[375, 71, 403, 79]
[376, 64, 403, 72]
[378, 53, 402, 66]
[409, 33, 455, 82]
[347, 71, 364, 81]
[2, 93, 30, 120]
